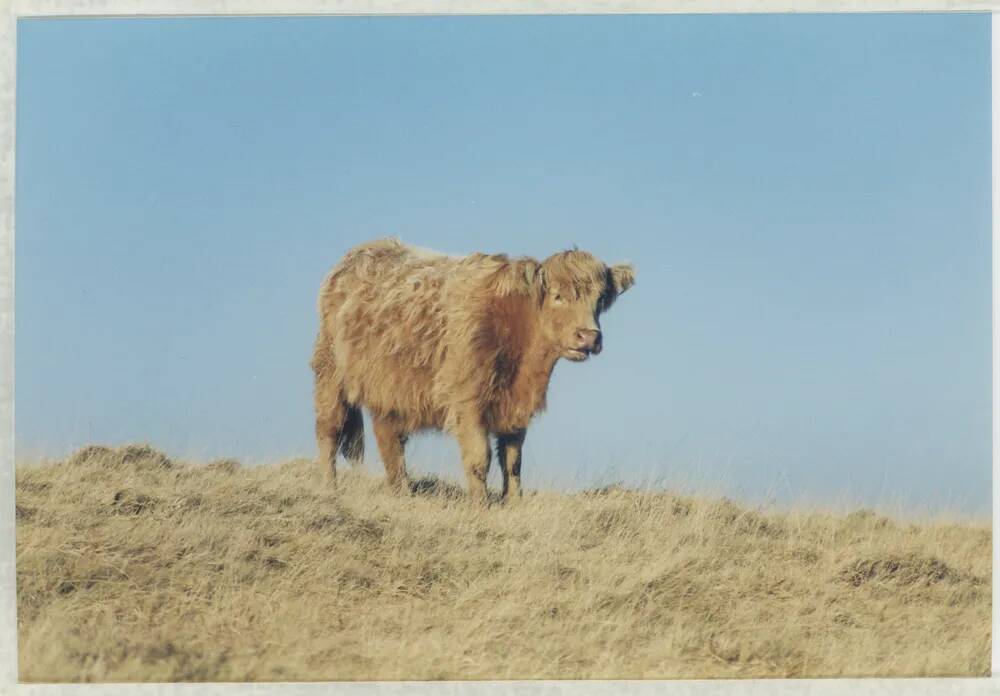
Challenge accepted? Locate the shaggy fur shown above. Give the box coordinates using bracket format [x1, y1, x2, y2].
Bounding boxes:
[311, 238, 635, 501]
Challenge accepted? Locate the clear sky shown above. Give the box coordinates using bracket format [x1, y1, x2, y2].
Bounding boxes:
[16, 13, 992, 514]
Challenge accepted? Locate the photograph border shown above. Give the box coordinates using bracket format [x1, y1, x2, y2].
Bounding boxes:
[1, 1, 996, 694]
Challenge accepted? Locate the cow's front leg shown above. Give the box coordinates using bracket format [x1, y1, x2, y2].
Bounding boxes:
[497, 430, 526, 501]
[455, 422, 491, 504]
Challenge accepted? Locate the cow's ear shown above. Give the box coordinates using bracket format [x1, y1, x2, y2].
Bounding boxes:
[611, 263, 635, 295]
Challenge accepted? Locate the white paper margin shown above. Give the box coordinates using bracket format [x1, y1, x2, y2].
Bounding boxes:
[1, 2, 997, 695]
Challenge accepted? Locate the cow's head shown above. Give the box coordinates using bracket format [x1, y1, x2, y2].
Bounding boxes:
[537, 250, 635, 362]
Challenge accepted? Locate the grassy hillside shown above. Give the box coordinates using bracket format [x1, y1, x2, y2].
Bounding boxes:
[15, 444, 991, 681]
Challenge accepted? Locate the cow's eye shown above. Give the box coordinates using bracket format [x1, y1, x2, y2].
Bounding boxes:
[552, 293, 563, 303]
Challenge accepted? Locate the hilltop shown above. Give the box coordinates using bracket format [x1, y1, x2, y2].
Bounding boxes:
[14, 444, 991, 681]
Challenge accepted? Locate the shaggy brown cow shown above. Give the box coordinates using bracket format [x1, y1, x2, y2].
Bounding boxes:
[311, 238, 635, 502]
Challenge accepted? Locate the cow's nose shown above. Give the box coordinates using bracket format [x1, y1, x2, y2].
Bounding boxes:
[575, 328, 602, 351]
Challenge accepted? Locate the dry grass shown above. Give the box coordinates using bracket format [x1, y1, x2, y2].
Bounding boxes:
[15, 444, 991, 682]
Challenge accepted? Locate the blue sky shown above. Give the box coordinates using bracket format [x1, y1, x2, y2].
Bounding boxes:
[16, 14, 992, 513]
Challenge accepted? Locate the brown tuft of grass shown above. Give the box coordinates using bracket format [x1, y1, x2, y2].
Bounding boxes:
[15, 444, 991, 682]
[70, 443, 174, 471]
[838, 553, 969, 588]
[205, 458, 241, 474]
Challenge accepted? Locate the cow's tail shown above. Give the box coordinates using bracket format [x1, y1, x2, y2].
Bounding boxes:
[339, 404, 365, 465]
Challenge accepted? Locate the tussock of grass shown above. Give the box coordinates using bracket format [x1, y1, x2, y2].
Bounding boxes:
[15, 444, 991, 681]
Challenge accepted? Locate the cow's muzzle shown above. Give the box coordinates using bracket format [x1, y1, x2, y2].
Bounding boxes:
[566, 329, 602, 361]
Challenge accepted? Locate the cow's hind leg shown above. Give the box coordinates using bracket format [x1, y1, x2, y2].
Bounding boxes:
[372, 414, 410, 493]
[312, 334, 350, 485]
[314, 393, 349, 486]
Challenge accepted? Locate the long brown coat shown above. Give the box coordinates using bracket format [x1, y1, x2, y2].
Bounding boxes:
[311, 238, 635, 501]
